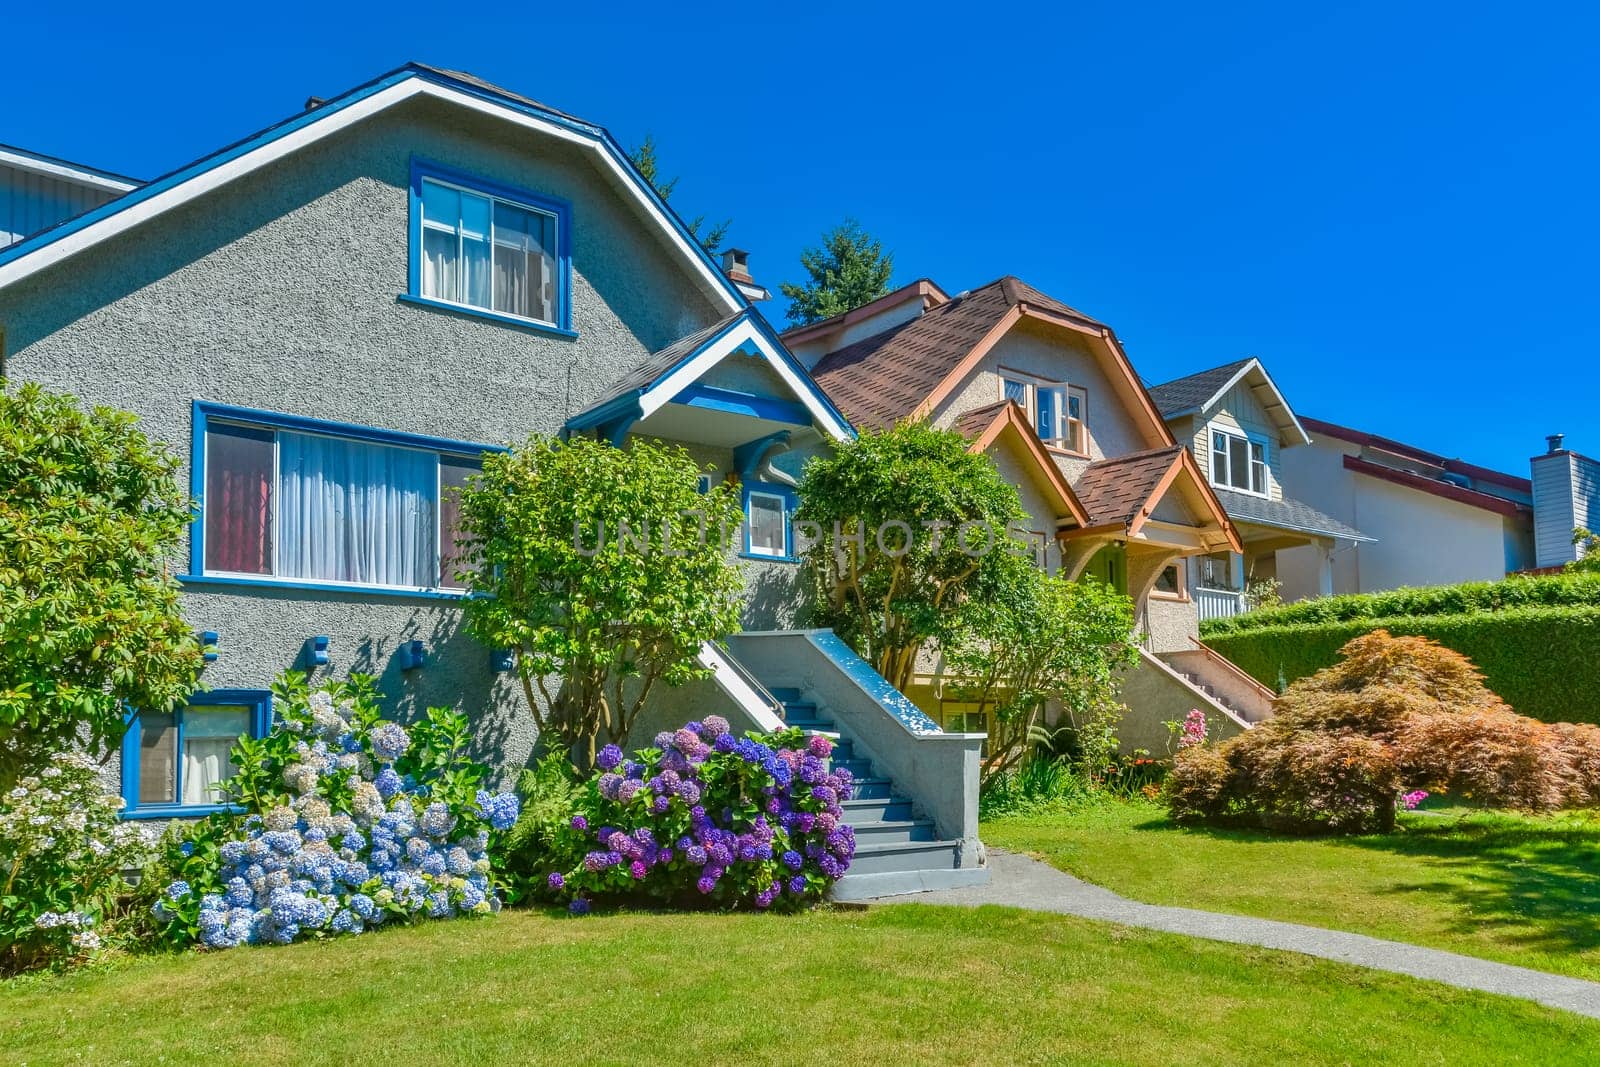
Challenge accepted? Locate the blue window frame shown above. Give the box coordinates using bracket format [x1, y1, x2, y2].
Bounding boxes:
[404, 157, 574, 336]
[742, 482, 798, 562]
[120, 690, 272, 819]
[182, 401, 501, 600]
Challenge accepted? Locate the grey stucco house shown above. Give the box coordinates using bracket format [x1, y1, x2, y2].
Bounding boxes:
[0, 64, 984, 896]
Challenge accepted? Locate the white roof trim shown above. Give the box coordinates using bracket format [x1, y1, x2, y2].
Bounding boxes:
[1202, 358, 1312, 447]
[0, 147, 140, 193]
[641, 316, 853, 442]
[0, 77, 743, 316]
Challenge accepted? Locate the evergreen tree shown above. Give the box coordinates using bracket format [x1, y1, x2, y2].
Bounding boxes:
[780, 219, 894, 326]
[629, 133, 731, 255]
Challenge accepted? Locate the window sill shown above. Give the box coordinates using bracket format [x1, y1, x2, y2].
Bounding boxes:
[740, 552, 800, 565]
[122, 803, 242, 821]
[179, 573, 469, 600]
[1150, 591, 1191, 603]
[1043, 444, 1091, 460]
[397, 293, 578, 339]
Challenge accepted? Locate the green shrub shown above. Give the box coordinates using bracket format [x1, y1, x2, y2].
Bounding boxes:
[1200, 572, 1600, 637]
[1202, 606, 1600, 723]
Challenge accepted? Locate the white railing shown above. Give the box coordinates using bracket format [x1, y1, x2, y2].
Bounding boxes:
[1195, 587, 1247, 622]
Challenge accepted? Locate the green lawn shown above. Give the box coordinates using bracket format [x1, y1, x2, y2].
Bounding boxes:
[4, 905, 1596, 1065]
[984, 800, 1600, 981]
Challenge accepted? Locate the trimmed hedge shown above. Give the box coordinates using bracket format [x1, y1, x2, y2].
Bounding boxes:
[1200, 573, 1600, 637]
[1203, 605, 1600, 724]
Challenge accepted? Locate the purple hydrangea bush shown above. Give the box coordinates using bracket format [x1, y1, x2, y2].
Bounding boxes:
[154, 672, 519, 949]
[545, 717, 855, 912]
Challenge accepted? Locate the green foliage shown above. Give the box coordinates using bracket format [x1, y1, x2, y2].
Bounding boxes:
[500, 754, 581, 902]
[1202, 605, 1600, 724]
[0, 381, 203, 789]
[0, 753, 159, 975]
[1200, 571, 1600, 636]
[779, 218, 894, 326]
[946, 564, 1139, 785]
[629, 133, 731, 254]
[458, 434, 745, 764]
[795, 421, 1026, 691]
[1572, 527, 1600, 574]
[979, 754, 1092, 818]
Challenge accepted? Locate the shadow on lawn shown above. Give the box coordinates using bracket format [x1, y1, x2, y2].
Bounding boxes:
[1136, 807, 1600, 957]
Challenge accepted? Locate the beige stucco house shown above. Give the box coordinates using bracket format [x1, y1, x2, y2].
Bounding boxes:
[785, 277, 1273, 750]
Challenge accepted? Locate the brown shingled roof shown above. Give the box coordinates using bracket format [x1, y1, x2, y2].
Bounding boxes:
[952, 399, 1014, 438]
[1073, 446, 1188, 528]
[951, 399, 1089, 527]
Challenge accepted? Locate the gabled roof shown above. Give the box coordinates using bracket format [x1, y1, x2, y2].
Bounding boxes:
[1146, 357, 1312, 447]
[566, 308, 854, 443]
[1068, 445, 1241, 552]
[0, 64, 745, 313]
[0, 143, 142, 193]
[779, 279, 950, 348]
[954, 400, 1088, 527]
[1303, 416, 1533, 495]
[809, 276, 1169, 449]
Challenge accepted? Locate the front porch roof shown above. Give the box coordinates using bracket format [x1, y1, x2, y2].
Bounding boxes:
[565, 309, 856, 446]
[1064, 445, 1242, 553]
[1213, 487, 1374, 544]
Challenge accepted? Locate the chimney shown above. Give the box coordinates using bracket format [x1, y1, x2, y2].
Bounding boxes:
[721, 249, 754, 285]
[1547, 433, 1566, 454]
[304, 96, 328, 111]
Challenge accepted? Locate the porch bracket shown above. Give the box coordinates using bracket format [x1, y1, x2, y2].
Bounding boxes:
[734, 430, 792, 480]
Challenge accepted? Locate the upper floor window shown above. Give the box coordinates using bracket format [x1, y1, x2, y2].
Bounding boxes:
[1002, 374, 1087, 454]
[408, 159, 571, 332]
[195, 404, 487, 595]
[1211, 429, 1267, 495]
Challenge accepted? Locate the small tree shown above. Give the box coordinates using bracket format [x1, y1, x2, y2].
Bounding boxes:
[457, 435, 744, 766]
[1571, 527, 1600, 573]
[780, 218, 894, 326]
[795, 422, 1026, 692]
[945, 561, 1139, 786]
[0, 382, 202, 790]
[629, 133, 731, 255]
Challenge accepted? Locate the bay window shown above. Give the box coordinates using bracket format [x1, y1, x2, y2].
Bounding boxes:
[1210, 428, 1268, 495]
[193, 404, 488, 594]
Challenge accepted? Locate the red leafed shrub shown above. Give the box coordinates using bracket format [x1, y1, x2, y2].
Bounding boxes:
[1168, 630, 1595, 833]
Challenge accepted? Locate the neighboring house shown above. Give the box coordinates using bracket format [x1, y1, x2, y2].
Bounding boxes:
[1530, 434, 1599, 569]
[1146, 359, 1373, 618]
[0, 65, 983, 896]
[0, 142, 140, 250]
[788, 278, 1272, 752]
[1276, 416, 1537, 596]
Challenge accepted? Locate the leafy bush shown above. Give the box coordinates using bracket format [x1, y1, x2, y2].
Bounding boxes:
[1200, 572, 1600, 636]
[1167, 631, 1596, 833]
[153, 673, 519, 949]
[539, 719, 856, 912]
[458, 434, 745, 765]
[1201, 605, 1600, 723]
[979, 755, 1093, 818]
[1, 753, 158, 975]
[0, 382, 203, 789]
[498, 754, 582, 903]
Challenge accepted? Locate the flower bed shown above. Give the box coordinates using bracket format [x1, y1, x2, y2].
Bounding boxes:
[155, 674, 519, 949]
[542, 718, 856, 912]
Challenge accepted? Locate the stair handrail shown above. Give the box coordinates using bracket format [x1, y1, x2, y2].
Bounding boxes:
[1188, 636, 1279, 704]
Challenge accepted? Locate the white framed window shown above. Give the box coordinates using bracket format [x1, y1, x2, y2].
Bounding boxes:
[1210, 428, 1268, 495]
[1001, 373, 1088, 454]
[1153, 563, 1188, 600]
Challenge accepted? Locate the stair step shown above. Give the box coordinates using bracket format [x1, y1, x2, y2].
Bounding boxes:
[842, 796, 914, 823]
[829, 738, 857, 762]
[831, 757, 873, 778]
[849, 818, 936, 844]
[768, 687, 804, 703]
[847, 777, 894, 799]
[845, 839, 961, 876]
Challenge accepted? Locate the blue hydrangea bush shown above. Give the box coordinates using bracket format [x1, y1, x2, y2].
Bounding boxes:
[155, 673, 519, 949]
[542, 717, 856, 913]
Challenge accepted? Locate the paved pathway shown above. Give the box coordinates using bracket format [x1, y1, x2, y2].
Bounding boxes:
[862, 849, 1600, 1020]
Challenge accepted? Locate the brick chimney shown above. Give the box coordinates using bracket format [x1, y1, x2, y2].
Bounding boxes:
[721, 248, 754, 286]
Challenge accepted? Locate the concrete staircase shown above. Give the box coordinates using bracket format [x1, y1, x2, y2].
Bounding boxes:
[770, 686, 979, 897]
[1158, 641, 1276, 725]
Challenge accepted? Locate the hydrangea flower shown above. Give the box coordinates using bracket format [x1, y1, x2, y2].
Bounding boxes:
[595, 745, 623, 771]
[370, 722, 411, 763]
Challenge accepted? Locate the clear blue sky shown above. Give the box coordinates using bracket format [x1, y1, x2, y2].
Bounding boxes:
[5, 2, 1595, 474]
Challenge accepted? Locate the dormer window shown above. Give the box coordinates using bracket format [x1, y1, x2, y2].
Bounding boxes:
[1002, 374, 1088, 455]
[1211, 428, 1267, 495]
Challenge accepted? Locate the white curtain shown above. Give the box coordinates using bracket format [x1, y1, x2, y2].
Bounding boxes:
[278, 431, 437, 587]
[181, 707, 250, 806]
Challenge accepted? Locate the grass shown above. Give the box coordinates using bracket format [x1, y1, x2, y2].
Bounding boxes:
[4, 905, 1596, 1065]
[984, 798, 1600, 981]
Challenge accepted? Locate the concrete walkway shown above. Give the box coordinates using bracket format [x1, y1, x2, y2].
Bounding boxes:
[862, 849, 1600, 1021]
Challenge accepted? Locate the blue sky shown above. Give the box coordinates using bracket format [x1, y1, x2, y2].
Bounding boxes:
[5, 2, 1595, 473]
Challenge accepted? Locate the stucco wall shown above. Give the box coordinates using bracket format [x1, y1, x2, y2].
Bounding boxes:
[0, 97, 732, 779]
[1144, 595, 1198, 654]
